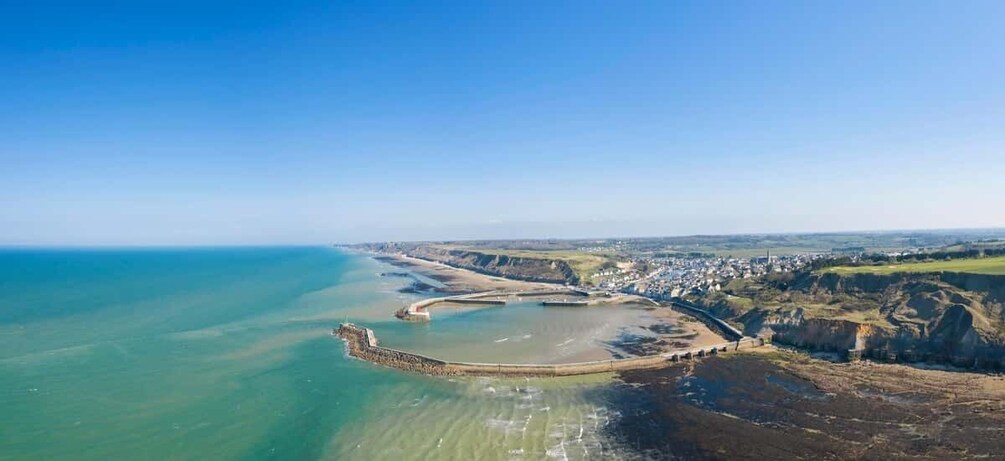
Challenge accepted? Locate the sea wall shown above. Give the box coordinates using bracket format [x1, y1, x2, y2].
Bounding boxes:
[670, 300, 745, 341]
[335, 323, 766, 377]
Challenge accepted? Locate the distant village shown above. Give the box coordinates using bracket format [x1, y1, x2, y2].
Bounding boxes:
[585, 244, 957, 300]
[351, 233, 1001, 302]
[590, 252, 821, 300]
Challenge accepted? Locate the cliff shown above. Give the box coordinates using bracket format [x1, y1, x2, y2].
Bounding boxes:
[403, 246, 580, 285]
[692, 271, 1005, 370]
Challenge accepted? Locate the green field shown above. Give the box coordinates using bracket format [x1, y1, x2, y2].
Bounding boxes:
[708, 246, 824, 258]
[820, 256, 1005, 276]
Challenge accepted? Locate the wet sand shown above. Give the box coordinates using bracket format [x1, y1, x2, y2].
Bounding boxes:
[604, 307, 726, 359]
[604, 348, 1005, 460]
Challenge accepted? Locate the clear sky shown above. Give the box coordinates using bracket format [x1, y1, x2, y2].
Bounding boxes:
[2, 1, 1003, 245]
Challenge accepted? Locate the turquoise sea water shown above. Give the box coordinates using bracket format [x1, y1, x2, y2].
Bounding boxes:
[0, 248, 649, 460]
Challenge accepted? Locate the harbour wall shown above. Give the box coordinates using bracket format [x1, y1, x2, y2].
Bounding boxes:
[336, 323, 767, 377]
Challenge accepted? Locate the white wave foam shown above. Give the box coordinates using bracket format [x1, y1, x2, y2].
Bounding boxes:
[485, 418, 522, 434]
[555, 338, 575, 347]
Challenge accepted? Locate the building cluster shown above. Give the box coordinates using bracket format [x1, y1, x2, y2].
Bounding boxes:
[592, 253, 822, 300]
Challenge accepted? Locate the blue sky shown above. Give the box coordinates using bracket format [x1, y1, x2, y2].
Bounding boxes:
[2, 1, 1003, 245]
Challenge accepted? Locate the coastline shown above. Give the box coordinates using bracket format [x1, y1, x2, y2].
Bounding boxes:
[373, 253, 560, 293]
[363, 248, 1005, 458]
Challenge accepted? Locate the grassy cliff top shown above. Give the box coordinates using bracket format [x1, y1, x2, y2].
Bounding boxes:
[427, 244, 615, 283]
[820, 256, 1005, 276]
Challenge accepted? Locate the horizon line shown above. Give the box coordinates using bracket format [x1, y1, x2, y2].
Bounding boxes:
[2, 225, 1003, 249]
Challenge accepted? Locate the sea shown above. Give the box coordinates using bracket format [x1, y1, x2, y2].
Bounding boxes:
[0, 247, 663, 460]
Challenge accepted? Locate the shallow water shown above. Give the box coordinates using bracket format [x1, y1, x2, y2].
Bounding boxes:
[0, 248, 653, 459]
[376, 298, 663, 364]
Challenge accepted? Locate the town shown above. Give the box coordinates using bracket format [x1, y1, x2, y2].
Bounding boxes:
[591, 252, 821, 299]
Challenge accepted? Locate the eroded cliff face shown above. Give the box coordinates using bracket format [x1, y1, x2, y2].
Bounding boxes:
[407, 247, 579, 285]
[696, 272, 1005, 369]
[746, 313, 893, 354]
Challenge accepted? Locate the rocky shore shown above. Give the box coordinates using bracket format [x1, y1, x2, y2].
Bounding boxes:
[604, 349, 1005, 460]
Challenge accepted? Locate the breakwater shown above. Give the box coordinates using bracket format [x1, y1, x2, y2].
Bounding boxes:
[335, 323, 768, 377]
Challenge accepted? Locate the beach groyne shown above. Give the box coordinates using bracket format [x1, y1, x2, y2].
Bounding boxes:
[335, 323, 768, 377]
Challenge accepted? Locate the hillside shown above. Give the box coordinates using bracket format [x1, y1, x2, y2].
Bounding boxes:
[690, 267, 1005, 370]
[428, 246, 614, 284]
